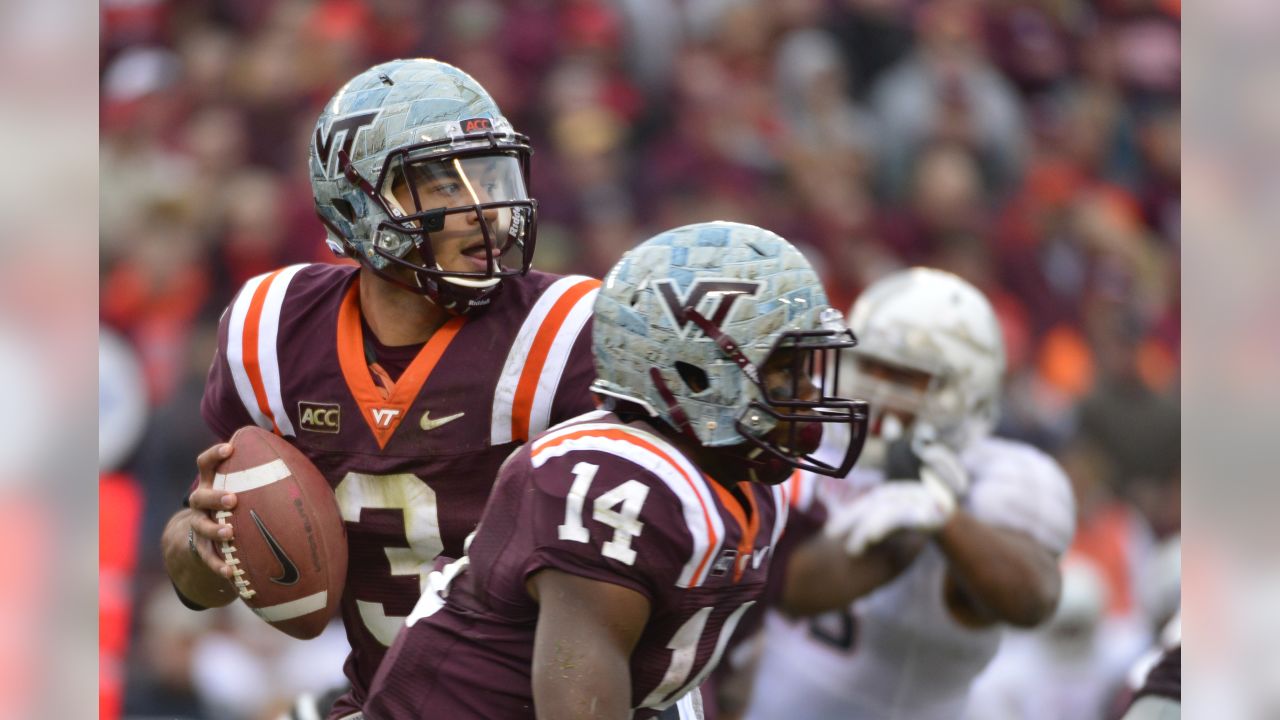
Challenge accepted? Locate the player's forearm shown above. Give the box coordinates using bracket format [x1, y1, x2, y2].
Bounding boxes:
[934, 510, 1060, 627]
[531, 652, 633, 720]
[779, 532, 924, 617]
[161, 510, 236, 609]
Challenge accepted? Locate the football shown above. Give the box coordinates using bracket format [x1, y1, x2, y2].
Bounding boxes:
[213, 425, 347, 639]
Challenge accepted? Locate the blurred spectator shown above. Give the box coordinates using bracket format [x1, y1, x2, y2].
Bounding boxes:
[826, 0, 916, 100]
[101, 197, 211, 406]
[878, 140, 990, 264]
[1077, 302, 1179, 488]
[124, 587, 211, 719]
[870, 0, 1030, 199]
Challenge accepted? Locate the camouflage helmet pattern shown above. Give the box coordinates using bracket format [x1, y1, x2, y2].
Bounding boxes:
[592, 221, 847, 448]
[309, 58, 535, 312]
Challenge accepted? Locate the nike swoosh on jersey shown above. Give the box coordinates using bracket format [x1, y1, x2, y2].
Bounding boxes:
[420, 410, 465, 431]
[250, 509, 300, 585]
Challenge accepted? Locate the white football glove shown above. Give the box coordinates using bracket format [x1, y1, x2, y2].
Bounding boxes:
[910, 424, 970, 499]
[825, 479, 956, 556]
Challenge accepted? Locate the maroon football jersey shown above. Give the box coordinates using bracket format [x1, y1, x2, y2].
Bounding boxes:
[200, 263, 600, 714]
[363, 412, 795, 719]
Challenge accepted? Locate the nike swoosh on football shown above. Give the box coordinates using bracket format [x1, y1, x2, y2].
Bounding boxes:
[420, 410, 465, 431]
[250, 509, 300, 585]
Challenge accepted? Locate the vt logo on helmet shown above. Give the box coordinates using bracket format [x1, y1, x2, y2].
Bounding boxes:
[313, 110, 380, 180]
[309, 58, 538, 314]
[591, 221, 870, 482]
[653, 278, 763, 339]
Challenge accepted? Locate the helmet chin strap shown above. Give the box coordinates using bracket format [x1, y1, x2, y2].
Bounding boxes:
[649, 367, 796, 485]
[649, 367, 702, 444]
[646, 310, 800, 486]
[440, 269, 502, 289]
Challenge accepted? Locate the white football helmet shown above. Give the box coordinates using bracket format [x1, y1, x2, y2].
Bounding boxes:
[845, 268, 1005, 451]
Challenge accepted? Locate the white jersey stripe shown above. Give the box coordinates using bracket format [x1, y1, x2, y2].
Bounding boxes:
[491, 275, 596, 445]
[525, 286, 598, 438]
[532, 424, 725, 588]
[769, 483, 790, 550]
[256, 264, 307, 437]
[544, 409, 612, 435]
[674, 689, 704, 720]
[791, 470, 817, 511]
[226, 273, 273, 431]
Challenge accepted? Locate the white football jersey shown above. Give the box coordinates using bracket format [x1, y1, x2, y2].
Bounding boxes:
[745, 436, 1076, 720]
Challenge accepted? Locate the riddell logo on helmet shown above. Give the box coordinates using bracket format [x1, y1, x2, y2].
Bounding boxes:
[654, 278, 763, 339]
[461, 117, 493, 133]
[314, 110, 380, 178]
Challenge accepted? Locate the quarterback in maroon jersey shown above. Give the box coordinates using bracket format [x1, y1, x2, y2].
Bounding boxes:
[160, 59, 599, 718]
[364, 222, 920, 720]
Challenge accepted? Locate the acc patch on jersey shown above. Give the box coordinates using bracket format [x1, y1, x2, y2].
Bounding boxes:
[298, 401, 341, 433]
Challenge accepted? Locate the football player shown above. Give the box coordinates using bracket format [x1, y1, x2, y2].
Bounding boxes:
[742, 268, 1077, 720]
[362, 222, 920, 719]
[159, 59, 601, 719]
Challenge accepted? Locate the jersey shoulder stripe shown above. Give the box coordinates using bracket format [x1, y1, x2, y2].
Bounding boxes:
[225, 264, 309, 437]
[787, 470, 817, 511]
[491, 275, 601, 445]
[531, 423, 725, 588]
[768, 476, 792, 549]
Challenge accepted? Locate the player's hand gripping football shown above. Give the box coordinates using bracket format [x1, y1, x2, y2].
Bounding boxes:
[825, 426, 969, 556]
[185, 442, 238, 579]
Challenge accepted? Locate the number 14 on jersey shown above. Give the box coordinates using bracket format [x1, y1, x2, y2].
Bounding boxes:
[557, 462, 650, 565]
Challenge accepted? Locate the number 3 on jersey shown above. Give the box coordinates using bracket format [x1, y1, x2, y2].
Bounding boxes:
[557, 462, 650, 565]
[334, 472, 444, 646]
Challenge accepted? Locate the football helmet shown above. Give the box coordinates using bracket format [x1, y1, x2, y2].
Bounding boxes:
[592, 221, 869, 480]
[845, 268, 1005, 451]
[310, 58, 536, 314]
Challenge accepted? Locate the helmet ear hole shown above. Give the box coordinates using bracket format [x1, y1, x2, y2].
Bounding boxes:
[331, 198, 356, 223]
[675, 361, 710, 393]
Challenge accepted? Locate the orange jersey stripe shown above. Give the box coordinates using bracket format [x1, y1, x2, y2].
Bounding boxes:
[510, 278, 601, 441]
[242, 267, 287, 434]
[534, 427, 721, 585]
[710, 482, 762, 582]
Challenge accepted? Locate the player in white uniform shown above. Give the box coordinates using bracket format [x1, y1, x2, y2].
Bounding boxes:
[743, 268, 1076, 720]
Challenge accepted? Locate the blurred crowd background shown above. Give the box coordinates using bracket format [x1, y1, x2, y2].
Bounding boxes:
[98, 0, 1180, 718]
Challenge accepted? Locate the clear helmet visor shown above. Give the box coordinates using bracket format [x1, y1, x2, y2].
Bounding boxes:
[378, 152, 533, 282]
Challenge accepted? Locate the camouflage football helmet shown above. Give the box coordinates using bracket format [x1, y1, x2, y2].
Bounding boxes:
[592, 221, 869, 479]
[310, 58, 536, 314]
